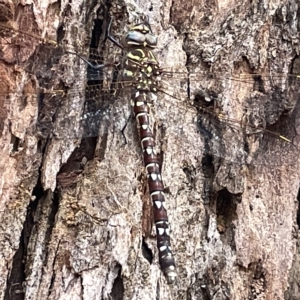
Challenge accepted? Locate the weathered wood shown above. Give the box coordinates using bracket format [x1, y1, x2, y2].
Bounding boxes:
[0, 0, 300, 299]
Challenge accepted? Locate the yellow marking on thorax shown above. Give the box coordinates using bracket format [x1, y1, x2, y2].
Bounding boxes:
[127, 49, 146, 61]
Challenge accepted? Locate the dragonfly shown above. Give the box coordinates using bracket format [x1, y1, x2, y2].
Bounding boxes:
[0, 18, 299, 170]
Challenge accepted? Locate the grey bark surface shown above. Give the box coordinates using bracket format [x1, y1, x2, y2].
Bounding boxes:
[0, 0, 300, 299]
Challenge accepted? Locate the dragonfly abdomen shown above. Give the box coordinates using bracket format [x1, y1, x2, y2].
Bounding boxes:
[121, 16, 177, 284]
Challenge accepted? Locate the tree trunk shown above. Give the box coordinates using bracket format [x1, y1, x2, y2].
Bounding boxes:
[1, 0, 300, 299]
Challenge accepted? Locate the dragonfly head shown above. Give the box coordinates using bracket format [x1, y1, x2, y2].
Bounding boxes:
[125, 15, 157, 48]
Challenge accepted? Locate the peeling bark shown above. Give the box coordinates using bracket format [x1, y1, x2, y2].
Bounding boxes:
[1, 0, 300, 299]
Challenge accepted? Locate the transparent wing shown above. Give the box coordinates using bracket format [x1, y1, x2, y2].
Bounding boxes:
[1, 24, 300, 167]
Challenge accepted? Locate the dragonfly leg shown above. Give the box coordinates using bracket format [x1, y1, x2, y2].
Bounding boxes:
[107, 18, 124, 50]
[121, 113, 133, 145]
[66, 51, 115, 70]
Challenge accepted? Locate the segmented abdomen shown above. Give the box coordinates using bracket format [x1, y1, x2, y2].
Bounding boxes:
[123, 20, 177, 284]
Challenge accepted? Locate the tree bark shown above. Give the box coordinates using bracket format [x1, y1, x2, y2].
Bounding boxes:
[0, 0, 300, 299]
